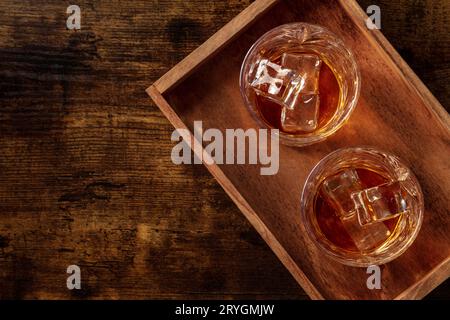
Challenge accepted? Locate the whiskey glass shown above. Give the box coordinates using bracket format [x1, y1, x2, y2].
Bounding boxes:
[240, 22, 360, 146]
[301, 147, 424, 267]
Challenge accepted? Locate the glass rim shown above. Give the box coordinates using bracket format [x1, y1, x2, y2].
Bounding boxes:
[300, 146, 425, 267]
[239, 22, 361, 147]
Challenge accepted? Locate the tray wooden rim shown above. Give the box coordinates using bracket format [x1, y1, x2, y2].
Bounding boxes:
[147, 0, 450, 299]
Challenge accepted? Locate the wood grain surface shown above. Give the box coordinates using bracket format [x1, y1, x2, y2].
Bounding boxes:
[0, 0, 448, 299]
[156, 0, 450, 299]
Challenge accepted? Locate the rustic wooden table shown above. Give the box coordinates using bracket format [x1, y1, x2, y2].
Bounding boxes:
[0, 0, 448, 299]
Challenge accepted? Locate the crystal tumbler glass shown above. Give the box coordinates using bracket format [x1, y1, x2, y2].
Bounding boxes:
[240, 22, 361, 146]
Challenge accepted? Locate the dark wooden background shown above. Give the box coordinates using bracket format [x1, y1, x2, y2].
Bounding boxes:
[0, 0, 448, 299]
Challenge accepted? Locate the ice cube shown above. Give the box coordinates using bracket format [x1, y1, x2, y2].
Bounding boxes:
[322, 169, 392, 251]
[322, 169, 362, 217]
[250, 56, 321, 110]
[280, 94, 319, 132]
[340, 213, 392, 252]
[352, 181, 408, 226]
[250, 55, 323, 131]
[281, 53, 322, 95]
[250, 59, 296, 101]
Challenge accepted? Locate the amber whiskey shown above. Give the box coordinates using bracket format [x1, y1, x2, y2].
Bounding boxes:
[255, 57, 340, 134]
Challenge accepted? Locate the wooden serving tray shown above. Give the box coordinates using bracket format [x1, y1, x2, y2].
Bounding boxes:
[147, 0, 450, 299]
